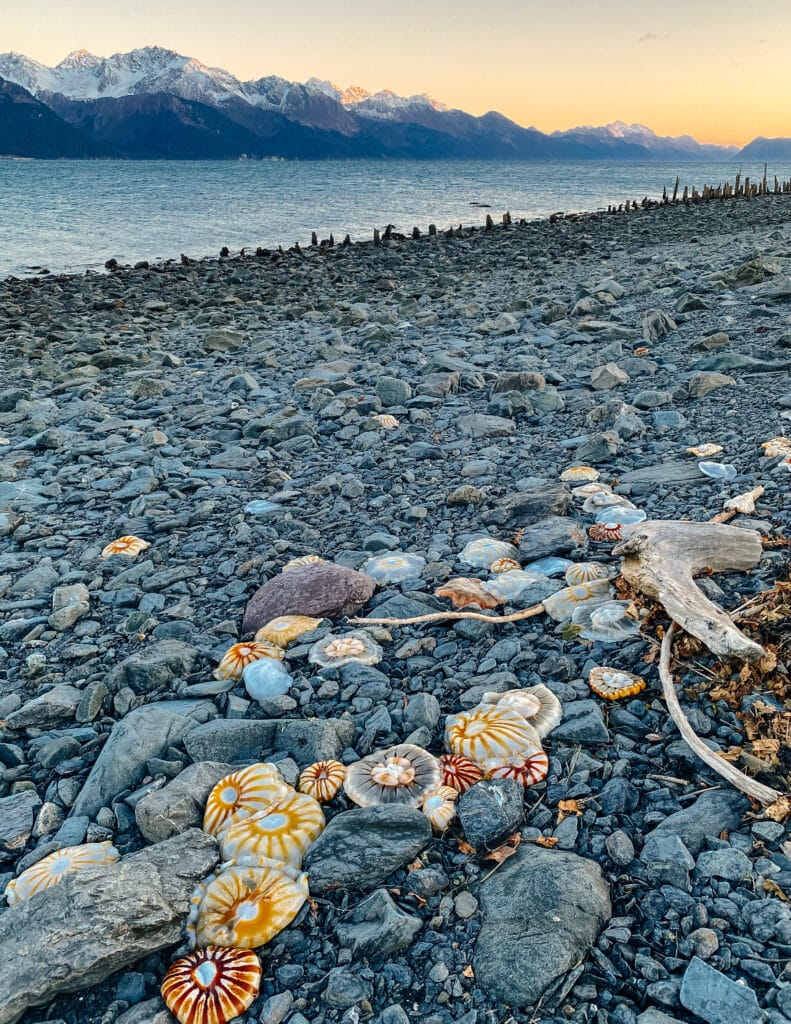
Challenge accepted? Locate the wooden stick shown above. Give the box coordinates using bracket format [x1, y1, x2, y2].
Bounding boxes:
[659, 623, 783, 806]
[349, 603, 546, 627]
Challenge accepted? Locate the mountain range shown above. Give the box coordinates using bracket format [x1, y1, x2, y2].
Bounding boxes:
[0, 47, 784, 161]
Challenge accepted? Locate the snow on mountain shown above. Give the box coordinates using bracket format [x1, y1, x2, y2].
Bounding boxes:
[0, 47, 447, 120]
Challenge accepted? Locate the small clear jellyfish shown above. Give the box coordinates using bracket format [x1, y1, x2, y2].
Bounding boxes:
[363, 552, 426, 584]
[524, 556, 573, 577]
[698, 461, 737, 481]
[460, 537, 520, 569]
[244, 500, 282, 515]
[543, 579, 612, 622]
[243, 659, 292, 702]
[594, 506, 647, 526]
[482, 570, 548, 604]
[582, 491, 635, 513]
[572, 600, 641, 642]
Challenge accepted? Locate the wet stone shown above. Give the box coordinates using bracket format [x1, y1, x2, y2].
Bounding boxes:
[457, 779, 524, 850]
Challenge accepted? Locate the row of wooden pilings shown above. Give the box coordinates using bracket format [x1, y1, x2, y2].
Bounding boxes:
[607, 165, 791, 214]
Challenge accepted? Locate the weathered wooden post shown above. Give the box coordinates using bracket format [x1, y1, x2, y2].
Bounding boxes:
[311, 232, 318, 246]
[373, 228, 380, 245]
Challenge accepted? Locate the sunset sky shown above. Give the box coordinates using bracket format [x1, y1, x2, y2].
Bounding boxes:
[5, 0, 788, 146]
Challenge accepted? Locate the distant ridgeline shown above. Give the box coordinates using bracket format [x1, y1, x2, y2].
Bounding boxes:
[0, 47, 785, 160]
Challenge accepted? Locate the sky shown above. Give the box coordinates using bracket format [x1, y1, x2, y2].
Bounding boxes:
[3, 0, 789, 146]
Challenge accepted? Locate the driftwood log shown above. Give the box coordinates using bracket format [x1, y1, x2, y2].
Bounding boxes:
[613, 520, 765, 662]
[659, 623, 783, 806]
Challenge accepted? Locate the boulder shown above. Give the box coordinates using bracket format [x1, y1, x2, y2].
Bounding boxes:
[474, 845, 611, 1007]
[305, 806, 431, 893]
[242, 563, 376, 635]
[71, 702, 213, 819]
[0, 830, 218, 1024]
[135, 761, 233, 842]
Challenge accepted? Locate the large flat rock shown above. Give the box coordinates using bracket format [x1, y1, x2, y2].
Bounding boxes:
[0, 829, 218, 1024]
[474, 845, 611, 1007]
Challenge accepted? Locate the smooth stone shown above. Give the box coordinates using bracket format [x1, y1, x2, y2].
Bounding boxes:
[474, 845, 611, 1007]
[134, 761, 233, 842]
[550, 700, 609, 744]
[644, 790, 749, 856]
[679, 957, 762, 1024]
[457, 779, 524, 850]
[71, 702, 213, 819]
[0, 830, 218, 1024]
[305, 805, 432, 894]
[184, 719, 276, 763]
[695, 848, 752, 881]
[335, 888, 422, 959]
[107, 640, 198, 695]
[6, 685, 83, 729]
[241, 563, 375, 634]
[517, 516, 587, 560]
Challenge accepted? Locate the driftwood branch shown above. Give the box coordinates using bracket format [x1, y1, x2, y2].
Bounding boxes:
[613, 520, 765, 662]
[348, 603, 545, 627]
[659, 623, 783, 806]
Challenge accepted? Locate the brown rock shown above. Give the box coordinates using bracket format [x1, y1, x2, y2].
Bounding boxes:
[242, 563, 376, 635]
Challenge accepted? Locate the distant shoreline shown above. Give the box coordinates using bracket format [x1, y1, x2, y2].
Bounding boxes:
[4, 189, 790, 286]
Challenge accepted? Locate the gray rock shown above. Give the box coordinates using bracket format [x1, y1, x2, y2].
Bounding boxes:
[679, 956, 762, 1024]
[637, 1012, 684, 1024]
[695, 847, 752, 881]
[741, 899, 791, 944]
[0, 790, 42, 851]
[641, 834, 695, 870]
[518, 516, 587, 560]
[376, 376, 412, 406]
[335, 888, 422, 958]
[457, 779, 524, 850]
[457, 414, 515, 439]
[49, 584, 90, 631]
[632, 389, 673, 409]
[135, 761, 233, 842]
[645, 789, 749, 856]
[485, 484, 571, 527]
[551, 700, 609, 744]
[184, 718, 275, 762]
[688, 371, 735, 398]
[305, 805, 432, 893]
[71, 702, 211, 819]
[573, 430, 619, 464]
[617, 462, 705, 488]
[111, 640, 198, 694]
[605, 830, 635, 866]
[272, 718, 355, 765]
[642, 310, 677, 341]
[0, 830, 218, 1024]
[323, 967, 373, 1009]
[474, 846, 611, 1007]
[591, 363, 629, 390]
[6, 685, 83, 729]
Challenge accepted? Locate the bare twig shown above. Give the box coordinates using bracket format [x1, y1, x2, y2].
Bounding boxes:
[659, 622, 783, 806]
[349, 603, 545, 627]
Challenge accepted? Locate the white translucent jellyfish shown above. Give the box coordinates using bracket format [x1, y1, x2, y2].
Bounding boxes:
[572, 600, 641, 642]
[594, 506, 647, 526]
[363, 552, 426, 584]
[582, 492, 636, 513]
[460, 537, 520, 569]
[698, 461, 737, 481]
[572, 482, 613, 500]
[543, 579, 612, 622]
[482, 570, 548, 603]
[244, 500, 282, 515]
[524, 556, 572, 578]
[243, 659, 292, 702]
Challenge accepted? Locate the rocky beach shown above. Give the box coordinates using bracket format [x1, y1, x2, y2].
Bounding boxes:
[0, 194, 790, 1024]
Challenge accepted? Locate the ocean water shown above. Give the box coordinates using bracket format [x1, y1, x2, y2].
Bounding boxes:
[2, 158, 790, 277]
